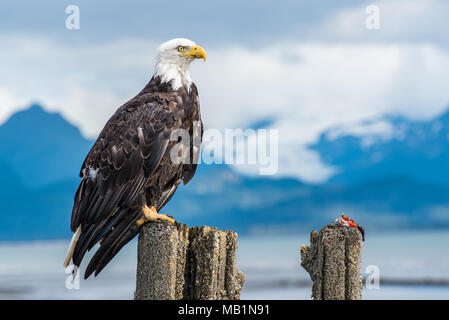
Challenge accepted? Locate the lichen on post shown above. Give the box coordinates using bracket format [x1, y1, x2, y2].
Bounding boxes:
[300, 223, 363, 300]
[183, 227, 245, 300]
[134, 222, 245, 300]
[134, 222, 189, 300]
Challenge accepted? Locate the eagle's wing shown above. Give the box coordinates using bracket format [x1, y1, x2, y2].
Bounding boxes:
[155, 116, 203, 211]
[182, 116, 203, 185]
[68, 95, 179, 277]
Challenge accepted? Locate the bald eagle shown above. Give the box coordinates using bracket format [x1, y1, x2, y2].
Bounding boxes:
[63, 38, 206, 279]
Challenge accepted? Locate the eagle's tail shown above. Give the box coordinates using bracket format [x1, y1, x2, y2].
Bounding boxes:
[84, 208, 141, 279]
[63, 225, 82, 269]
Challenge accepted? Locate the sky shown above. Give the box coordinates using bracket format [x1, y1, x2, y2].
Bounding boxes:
[1, 0, 449, 183]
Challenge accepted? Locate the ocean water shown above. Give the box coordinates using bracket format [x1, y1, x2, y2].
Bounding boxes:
[1, 230, 449, 300]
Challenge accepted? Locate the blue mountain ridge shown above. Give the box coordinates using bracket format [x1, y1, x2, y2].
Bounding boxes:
[0, 104, 94, 188]
[312, 111, 449, 186]
[0, 104, 448, 241]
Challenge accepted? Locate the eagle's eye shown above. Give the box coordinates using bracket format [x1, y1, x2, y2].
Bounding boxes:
[177, 46, 186, 52]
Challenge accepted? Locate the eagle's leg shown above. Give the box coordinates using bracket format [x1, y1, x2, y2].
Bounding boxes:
[136, 205, 175, 227]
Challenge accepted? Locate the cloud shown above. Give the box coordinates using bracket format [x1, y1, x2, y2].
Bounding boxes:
[326, 120, 394, 141]
[325, 119, 395, 148]
[315, 0, 449, 46]
[194, 42, 449, 181]
[0, 87, 28, 124]
[1, 31, 449, 182]
[0, 35, 159, 136]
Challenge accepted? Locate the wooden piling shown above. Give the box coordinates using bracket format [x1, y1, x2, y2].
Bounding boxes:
[134, 222, 245, 300]
[300, 223, 363, 300]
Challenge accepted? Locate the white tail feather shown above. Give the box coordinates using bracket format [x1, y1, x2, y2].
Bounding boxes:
[63, 226, 81, 268]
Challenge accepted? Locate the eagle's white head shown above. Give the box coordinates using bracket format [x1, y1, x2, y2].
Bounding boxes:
[154, 38, 206, 91]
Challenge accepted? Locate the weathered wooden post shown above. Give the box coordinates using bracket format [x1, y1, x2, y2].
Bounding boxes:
[134, 222, 189, 300]
[300, 223, 363, 300]
[134, 221, 245, 300]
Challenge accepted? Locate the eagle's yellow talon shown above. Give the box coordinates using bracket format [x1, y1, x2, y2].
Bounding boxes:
[158, 215, 175, 225]
[137, 205, 175, 226]
[136, 218, 145, 228]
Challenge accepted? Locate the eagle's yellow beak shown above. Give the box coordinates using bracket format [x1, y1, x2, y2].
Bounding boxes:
[182, 45, 206, 62]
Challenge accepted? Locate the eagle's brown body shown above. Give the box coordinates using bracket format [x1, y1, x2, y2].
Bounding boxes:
[69, 76, 202, 278]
